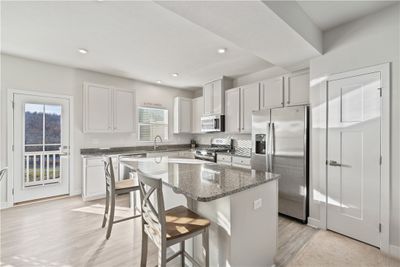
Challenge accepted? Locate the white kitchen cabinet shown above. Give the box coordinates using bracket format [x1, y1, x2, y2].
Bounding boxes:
[203, 82, 214, 115]
[203, 77, 232, 115]
[83, 82, 135, 133]
[261, 76, 284, 109]
[113, 88, 135, 132]
[84, 83, 113, 132]
[240, 83, 260, 133]
[192, 97, 203, 134]
[174, 97, 192, 134]
[225, 83, 260, 133]
[82, 156, 119, 201]
[231, 156, 251, 169]
[285, 70, 309, 106]
[225, 88, 241, 133]
[217, 154, 232, 165]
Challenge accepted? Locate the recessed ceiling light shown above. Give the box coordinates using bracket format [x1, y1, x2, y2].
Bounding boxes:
[217, 48, 227, 54]
[78, 48, 88, 54]
[156, 80, 162, 84]
[171, 73, 179, 77]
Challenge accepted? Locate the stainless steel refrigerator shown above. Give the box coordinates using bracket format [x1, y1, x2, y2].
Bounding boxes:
[251, 106, 309, 222]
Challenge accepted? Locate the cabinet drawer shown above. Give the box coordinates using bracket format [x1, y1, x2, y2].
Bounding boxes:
[232, 156, 251, 166]
[217, 154, 232, 163]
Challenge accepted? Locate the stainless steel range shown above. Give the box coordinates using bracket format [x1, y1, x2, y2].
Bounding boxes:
[195, 138, 232, 162]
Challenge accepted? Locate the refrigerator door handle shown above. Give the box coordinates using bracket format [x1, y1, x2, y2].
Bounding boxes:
[267, 122, 271, 172]
[270, 122, 275, 171]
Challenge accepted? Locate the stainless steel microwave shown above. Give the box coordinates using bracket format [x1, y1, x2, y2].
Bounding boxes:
[201, 114, 225, 132]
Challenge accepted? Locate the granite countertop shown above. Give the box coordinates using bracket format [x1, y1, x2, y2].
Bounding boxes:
[120, 156, 279, 202]
[81, 144, 193, 157]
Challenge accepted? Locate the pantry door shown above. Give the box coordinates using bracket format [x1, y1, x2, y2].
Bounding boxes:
[327, 71, 381, 247]
[12, 93, 70, 203]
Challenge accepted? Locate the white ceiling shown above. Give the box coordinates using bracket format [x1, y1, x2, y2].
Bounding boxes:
[297, 1, 396, 31]
[1, 1, 395, 89]
[1, 1, 272, 89]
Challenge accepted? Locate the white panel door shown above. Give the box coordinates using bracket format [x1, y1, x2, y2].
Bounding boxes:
[327, 72, 381, 247]
[13, 93, 70, 202]
[241, 83, 260, 133]
[285, 71, 309, 106]
[203, 82, 213, 115]
[84, 83, 113, 132]
[225, 88, 240, 133]
[113, 89, 135, 132]
[262, 76, 284, 109]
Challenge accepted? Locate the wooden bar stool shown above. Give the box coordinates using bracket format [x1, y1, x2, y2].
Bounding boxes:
[102, 157, 141, 239]
[137, 170, 210, 267]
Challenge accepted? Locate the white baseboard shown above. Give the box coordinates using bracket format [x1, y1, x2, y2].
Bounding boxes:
[390, 245, 400, 259]
[307, 217, 321, 229]
[0, 202, 13, 210]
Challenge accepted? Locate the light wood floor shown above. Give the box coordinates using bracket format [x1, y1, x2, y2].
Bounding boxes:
[6, 195, 382, 267]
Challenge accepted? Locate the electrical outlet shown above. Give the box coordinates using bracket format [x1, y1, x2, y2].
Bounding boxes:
[254, 198, 262, 210]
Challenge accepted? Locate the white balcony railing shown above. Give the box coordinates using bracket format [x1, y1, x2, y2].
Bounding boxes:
[24, 151, 61, 187]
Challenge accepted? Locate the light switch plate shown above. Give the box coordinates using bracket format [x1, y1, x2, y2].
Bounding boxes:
[254, 198, 262, 210]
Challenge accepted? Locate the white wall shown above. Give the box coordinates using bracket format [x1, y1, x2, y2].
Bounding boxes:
[309, 4, 400, 249]
[232, 66, 288, 88]
[0, 54, 194, 205]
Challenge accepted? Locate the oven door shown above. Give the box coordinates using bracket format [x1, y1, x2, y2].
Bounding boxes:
[194, 153, 215, 162]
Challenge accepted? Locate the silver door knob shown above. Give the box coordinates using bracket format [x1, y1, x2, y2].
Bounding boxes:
[328, 160, 342, 167]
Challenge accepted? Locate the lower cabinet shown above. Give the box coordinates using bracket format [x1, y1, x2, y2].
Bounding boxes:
[82, 156, 118, 201]
[217, 154, 251, 169]
[82, 150, 195, 201]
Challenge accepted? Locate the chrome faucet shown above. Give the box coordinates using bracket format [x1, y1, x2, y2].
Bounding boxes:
[153, 135, 163, 150]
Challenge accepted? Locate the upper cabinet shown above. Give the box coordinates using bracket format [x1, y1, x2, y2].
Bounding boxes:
[240, 83, 260, 133]
[83, 83, 135, 133]
[192, 97, 204, 134]
[261, 76, 284, 109]
[225, 83, 260, 134]
[203, 77, 232, 115]
[174, 97, 192, 134]
[285, 70, 309, 106]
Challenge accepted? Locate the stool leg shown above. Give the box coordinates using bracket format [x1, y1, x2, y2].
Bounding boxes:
[102, 190, 109, 228]
[140, 223, 148, 267]
[180, 241, 185, 267]
[202, 228, 209, 267]
[106, 193, 115, 239]
[158, 245, 167, 267]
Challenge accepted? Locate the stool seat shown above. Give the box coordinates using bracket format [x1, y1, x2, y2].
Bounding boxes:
[165, 206, 210, 241]
[115, 179, 138, 191]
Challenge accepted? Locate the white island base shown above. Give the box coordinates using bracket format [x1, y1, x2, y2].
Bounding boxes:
[162, 179, 278, 267]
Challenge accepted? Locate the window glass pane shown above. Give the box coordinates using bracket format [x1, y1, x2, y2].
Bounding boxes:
[25, 145, 43, 152]
[45, 145, 60, 151]
[45, 105, 61, 144]
[138, 107, 168, 141]
[25, 104, 43, 145]
[139, 107, 168, 124]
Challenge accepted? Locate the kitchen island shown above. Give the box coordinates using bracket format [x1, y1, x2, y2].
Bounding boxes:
[120, 157, 279, 267]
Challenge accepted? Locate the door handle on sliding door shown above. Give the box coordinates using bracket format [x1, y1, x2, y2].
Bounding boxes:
[328, 160, 342, 167]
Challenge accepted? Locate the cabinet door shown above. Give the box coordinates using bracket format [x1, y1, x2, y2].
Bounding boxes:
[180, 98, 192, 133]
[203, 82, 213, 115]
[192, 97, 203, 133]
[285, 71, 309, 106]
[84, 83, 113, 132]
[225, 88, 241, 133]
[241, 83, 260, 133]
[113, 89, 135, 132]
[262, 76, 284, 109]
[212, 80, 224, 114]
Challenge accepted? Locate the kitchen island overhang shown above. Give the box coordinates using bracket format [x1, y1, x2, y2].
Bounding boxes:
[120, 157, 279, 267]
